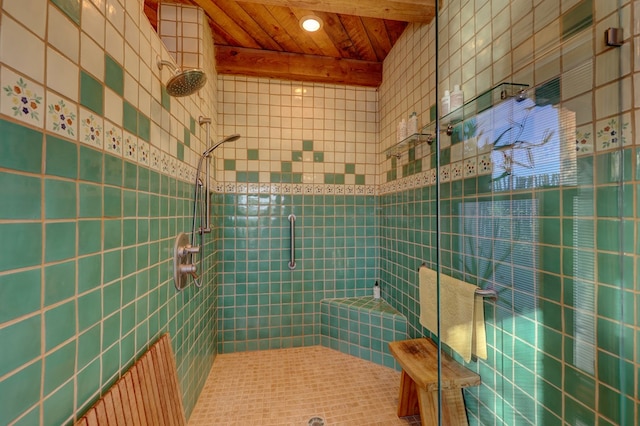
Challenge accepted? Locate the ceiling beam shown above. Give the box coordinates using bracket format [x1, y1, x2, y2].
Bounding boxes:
[233, 0, 437, 23]
[215, 46, 382, 86]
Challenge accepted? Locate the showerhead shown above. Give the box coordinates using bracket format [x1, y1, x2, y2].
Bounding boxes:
[157, 57, 207, 97]
[202, 134, 241, 157]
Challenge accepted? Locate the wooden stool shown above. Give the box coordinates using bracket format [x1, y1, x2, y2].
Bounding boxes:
[389, 338, 480, 426]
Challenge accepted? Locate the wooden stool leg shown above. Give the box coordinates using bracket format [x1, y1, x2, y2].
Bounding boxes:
[397, 370, 420, 417]
[417, 388, 469, 426]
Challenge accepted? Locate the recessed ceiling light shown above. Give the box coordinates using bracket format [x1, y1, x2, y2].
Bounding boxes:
[300, 15, 322, 32]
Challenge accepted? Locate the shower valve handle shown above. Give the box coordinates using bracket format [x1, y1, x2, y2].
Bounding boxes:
[179, 245, 200, 257]
[178, 264, 197, 275]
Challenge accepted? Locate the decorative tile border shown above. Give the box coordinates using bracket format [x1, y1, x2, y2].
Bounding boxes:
[213, 182, 374, 195]
[123, 130, 137, 161]
[1, 68, 200, 185]
[79, 107, 103, 148]
[575, 124, 593, 155]
[1, 67, 44, 128]
[104, 119, 123, 156]
[138, 140, 150, 166]
[595, 114, 631, 151]
[46, 91, 77, 139]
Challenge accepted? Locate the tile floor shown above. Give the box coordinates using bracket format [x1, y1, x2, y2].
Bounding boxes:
[187, 345, 421, 425]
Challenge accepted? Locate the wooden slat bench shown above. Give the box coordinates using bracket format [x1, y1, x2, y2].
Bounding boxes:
[76, 333, 186, 426]
[389, 338, 480, 426]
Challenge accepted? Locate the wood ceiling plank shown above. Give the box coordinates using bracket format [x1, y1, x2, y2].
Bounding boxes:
[237, 0, 436, 23]
[216, 45, 382, 86]
[361, 16, 393, 61]
[214, 0, 284, 51]
[237, 2, 303, 53]
[385, 20, 409, 45]
[191, 0, 262, 48]
[311, 11, 361, 60]
[338, 15, 378, 62]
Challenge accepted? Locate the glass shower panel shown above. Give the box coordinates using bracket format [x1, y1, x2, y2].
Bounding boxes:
[435, 0, 631, 424]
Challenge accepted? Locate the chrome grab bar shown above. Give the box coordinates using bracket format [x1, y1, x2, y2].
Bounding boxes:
[288, 214, 296, 270]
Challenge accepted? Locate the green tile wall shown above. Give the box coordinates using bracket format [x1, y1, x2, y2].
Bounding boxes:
[0, 120, 217, 425]
[380, 125, 636, 425]
[320, 297, 407, 368]
[215, 192, 378, 353]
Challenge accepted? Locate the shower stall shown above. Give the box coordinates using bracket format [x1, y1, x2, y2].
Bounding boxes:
[378, 0, 634, 424]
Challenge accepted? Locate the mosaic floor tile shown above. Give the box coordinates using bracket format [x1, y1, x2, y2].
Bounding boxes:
[187, 346, 420, 426]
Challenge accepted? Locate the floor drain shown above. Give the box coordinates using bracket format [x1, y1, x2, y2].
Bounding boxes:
[308, 416, 325, 426]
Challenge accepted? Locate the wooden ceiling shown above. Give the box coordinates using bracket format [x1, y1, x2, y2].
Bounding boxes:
[144, 0, 437, 87]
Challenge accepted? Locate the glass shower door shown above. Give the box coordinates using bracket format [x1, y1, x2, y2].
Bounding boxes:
[435, 1, 631, 424]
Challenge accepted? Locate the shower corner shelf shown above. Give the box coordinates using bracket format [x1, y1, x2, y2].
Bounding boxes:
[385, 132, 432, 159]
[386, 82, 529, 159]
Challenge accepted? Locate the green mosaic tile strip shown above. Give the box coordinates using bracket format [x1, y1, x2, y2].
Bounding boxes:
[177, 143, 184, 161]
[183, 127, 190, 147]
[138, 113, 150, 142]
[122, 101, 137, 135]
[224, 159, 236, 171]
[80, 71, 103, 115]
[51, 0, 80, 24]
[104, 54, 124, 96]
[161, 86, 171, 111]
[247, 149, 259, 160]
[302, 140, 314, 151]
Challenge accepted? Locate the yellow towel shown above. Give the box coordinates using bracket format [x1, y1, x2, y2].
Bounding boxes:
[419, 266, 487, 362]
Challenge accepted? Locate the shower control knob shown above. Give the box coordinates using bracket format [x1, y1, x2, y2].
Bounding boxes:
[179, 264, 197, 274]
[179, 244, 200, 257]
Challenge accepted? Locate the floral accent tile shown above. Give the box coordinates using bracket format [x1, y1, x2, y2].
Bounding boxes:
[160, 152, 170, 174]
[123, 131, 137, 161]
[439, 165, 451, 183]
[104, 120, 123, 156]
[1, 68, 44, 127]
[138, 140, 150, 166]
[575, 124, 593, 155]
[596, 115, 630, 151]
[170, 157, 177, 176]
[177, 161, 187, 180]
[464, 158, 477, 177]
[79, 107, 103, 148]
[429, 168, 437, 185]
[46, 91, 77, 139]
[450, 161, 463, 180]
[150, 146, 161, 171]
[478, 154, 492, 174]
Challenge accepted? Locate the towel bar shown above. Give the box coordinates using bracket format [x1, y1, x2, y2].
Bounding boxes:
[474, 288, 497, 300]
[417, 263, 497, 300]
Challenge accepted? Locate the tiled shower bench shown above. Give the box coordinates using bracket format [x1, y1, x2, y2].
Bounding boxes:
[320, 296, 407, 369]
